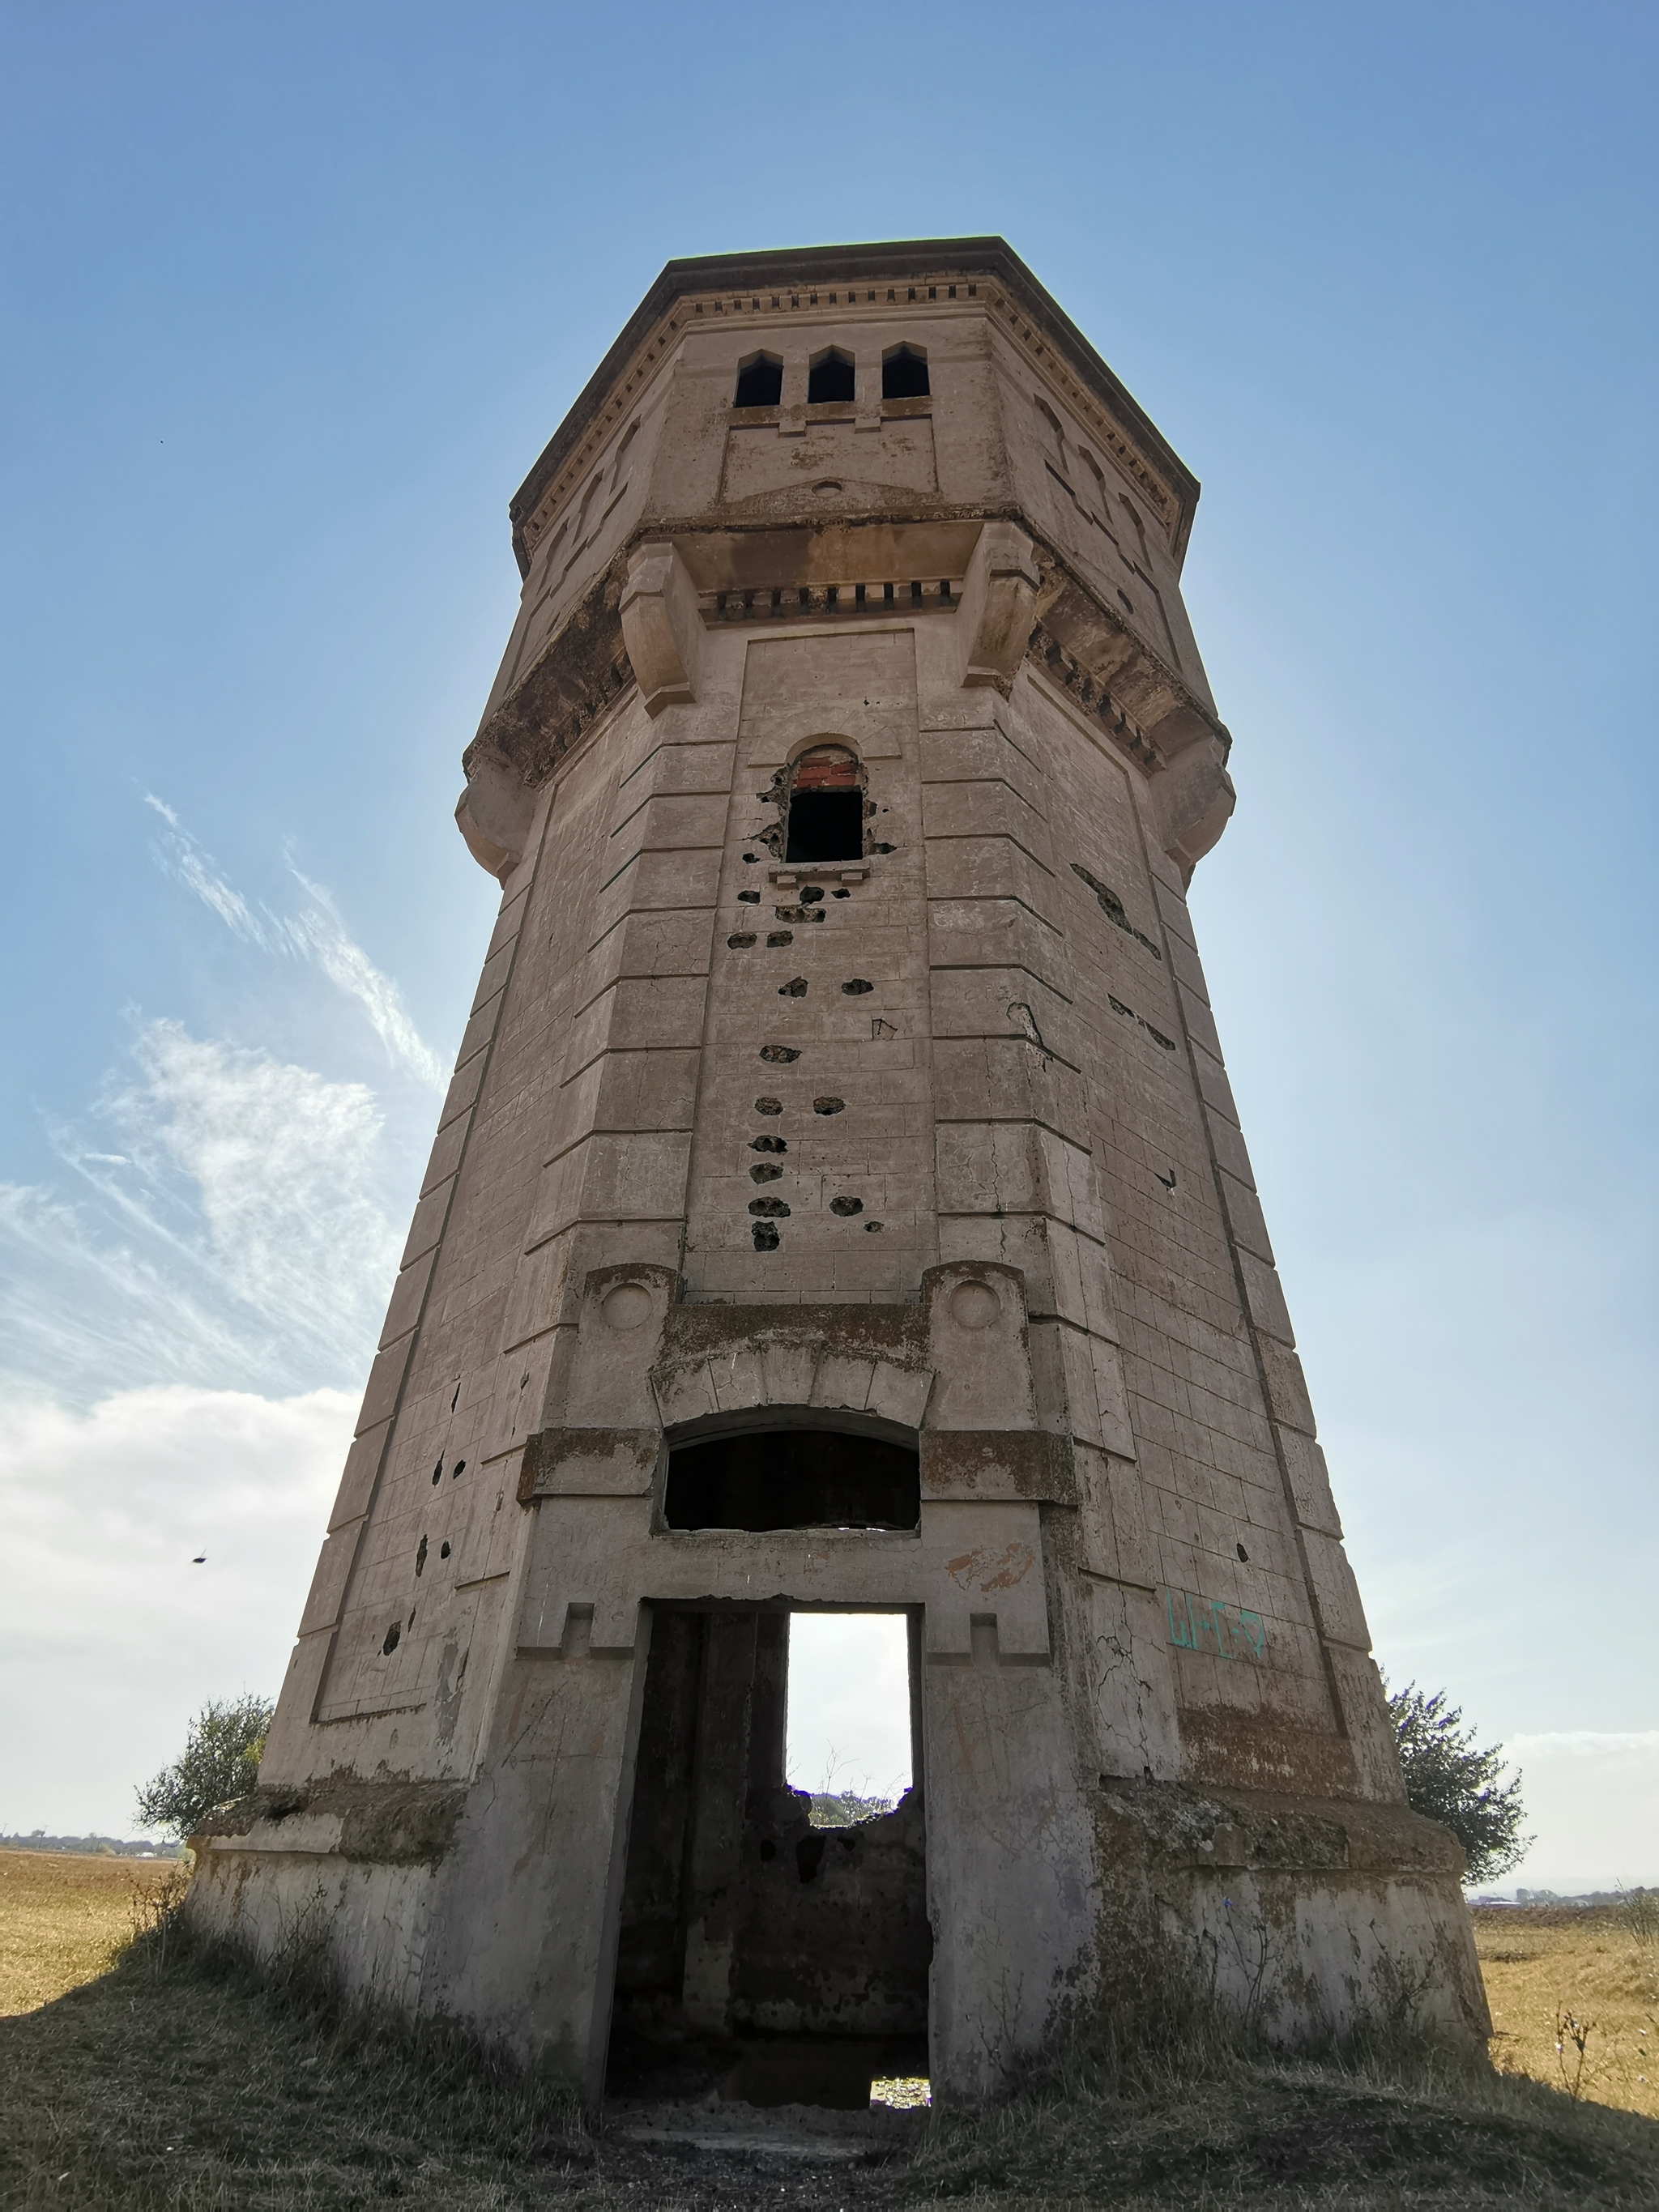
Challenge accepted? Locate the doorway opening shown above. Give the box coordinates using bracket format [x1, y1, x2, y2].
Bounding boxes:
[606, 1605, 928, 2109]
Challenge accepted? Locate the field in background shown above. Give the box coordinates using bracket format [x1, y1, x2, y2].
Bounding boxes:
[4, 1861, 1657, 2125]
[1473, 1904, 1658, 2120]
[0, 1848, 180, 2017]
[2, 1860, 1658, 2207]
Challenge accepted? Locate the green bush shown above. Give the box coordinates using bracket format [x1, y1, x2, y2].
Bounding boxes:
[1386, 1679, 1530, 1883]
[134, 1694, 275, 1842]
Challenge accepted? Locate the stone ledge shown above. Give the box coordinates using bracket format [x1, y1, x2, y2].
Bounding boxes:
[1095, 1777, 1463, 1880]
[191, 1779, 467, 1868]
[920, 1428, 1077, 1504]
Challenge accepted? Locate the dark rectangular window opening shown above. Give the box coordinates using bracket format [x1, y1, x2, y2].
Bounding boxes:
[663, 1427, 919, 1532]
[783, 788, 864, 865]
[607, 1605, 928, 2110]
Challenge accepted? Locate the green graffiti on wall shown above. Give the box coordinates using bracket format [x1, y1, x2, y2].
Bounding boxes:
[1164, 1588, 1266, 1662]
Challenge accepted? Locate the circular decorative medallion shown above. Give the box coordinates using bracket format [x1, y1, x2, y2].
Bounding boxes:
[949, 1281, 1001, 1330]
[601, 1282, 653, 1331]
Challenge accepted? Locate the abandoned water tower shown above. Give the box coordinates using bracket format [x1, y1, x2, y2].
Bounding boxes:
[191, 240, 1489, 2101]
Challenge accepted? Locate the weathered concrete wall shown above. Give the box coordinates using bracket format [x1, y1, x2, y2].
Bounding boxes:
[190, 241, 1485, 2102]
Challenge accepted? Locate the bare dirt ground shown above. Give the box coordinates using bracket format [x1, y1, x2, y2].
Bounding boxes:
[1, 1860, 1656, 2210]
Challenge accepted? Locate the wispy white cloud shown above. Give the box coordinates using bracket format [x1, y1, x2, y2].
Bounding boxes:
[115, 1020, 402, 1340]
[1, 1021, 402, 1403]
[0, 807, 452, 1834]
[0, 1178, 254, 1395]
[143, 795, 446, 1089]
[1508, 1730, 1659, 1759]
[0, 1383, 354, 1834]
[144, 794, 266, 940]
[280, 870, 448, 1089]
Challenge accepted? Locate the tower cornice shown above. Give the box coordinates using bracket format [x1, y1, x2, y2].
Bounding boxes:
[507, 239, 1201, 576]
[466, 514, 1230, 818]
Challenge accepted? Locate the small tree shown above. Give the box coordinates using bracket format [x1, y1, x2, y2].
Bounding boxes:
[135, 1694, 275, 1841]
[1385, 1679, 1531, 1884]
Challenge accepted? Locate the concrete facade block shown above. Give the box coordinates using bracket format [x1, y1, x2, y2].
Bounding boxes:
[1085, 1577, 1183, 1779]
[1239, 1250, 1295, 1346]
[1279, 1426, 1342, 1537]
[437, 1047, 488, 1132]
[923, 834, 1062, 925]
[298, 1519, 365, 1635]
[1257, 1336, 1317, 1435]
[357, 1332, 416, 1435]
[329, 1421, 392, 1530]
[400, 1178, 454, 1269]
[923, 1264, 1036, 1430]
[1218, 1169, 1273, 1264]
[420, 1113, 471, 1199]
[1177, 983, 1222, 1060]
[866, 1359, 935, 1432]
[1192, 1042, 1240, 1126]
[379, 1247, 437, 1351]
[653, 1359, 722, 1432]
[1303, 1529, 1372, 1651]
[757, 1338, 821, 1409]
[919, 1500, 1049, 1656]
[1206, 1108, 1255, 1191]
[810, 1353, 878, 1415]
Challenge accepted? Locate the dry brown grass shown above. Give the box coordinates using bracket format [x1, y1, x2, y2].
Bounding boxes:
[2, 1862, 1658, 2208]
[1473, 1903, 1659, 2119]
[0, 1852, 181, 2018]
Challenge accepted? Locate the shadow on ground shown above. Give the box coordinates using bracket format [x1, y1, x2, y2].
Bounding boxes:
[2, 1920, 1657, 2210]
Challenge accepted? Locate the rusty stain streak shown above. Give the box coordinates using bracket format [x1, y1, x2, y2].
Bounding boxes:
[945, 1541, 1036, 1593]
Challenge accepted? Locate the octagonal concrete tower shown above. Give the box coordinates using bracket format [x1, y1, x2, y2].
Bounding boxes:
[194, 241, 1486, 2100]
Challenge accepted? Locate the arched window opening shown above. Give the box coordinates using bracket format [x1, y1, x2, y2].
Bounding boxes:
[1034, 395, 1066, 462]
[574, 471, 603, 539]
[1079, 448, 1109, 518]
[734, 352, 783, 408]
[807, 347, 855, 404]
[784, 746, 864, 864]
[663, 1426, 919, 1532]
[1119, 492, 1149, 556]
[610, 419, 640, 488]
[881, 345, 929, 399]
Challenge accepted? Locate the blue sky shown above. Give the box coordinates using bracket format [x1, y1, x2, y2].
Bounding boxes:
[1, 2, 1653, 1886]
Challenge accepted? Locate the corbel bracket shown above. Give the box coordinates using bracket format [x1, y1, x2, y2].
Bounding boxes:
[618, 539, 703, 715]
